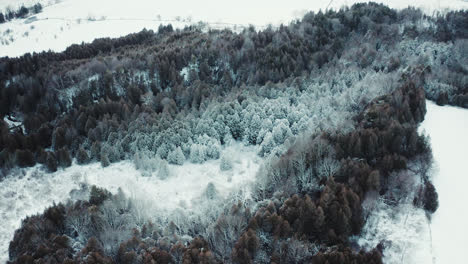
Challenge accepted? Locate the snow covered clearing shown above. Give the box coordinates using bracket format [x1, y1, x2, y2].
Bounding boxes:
[357, 200, 433, 263]
[358, 100, 468, 264]
[0, 142, 261, 263]
[1, 0, 467, 57]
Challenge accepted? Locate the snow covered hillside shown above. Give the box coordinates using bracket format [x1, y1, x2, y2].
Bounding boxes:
[359, 101, 468, 264]
[1, 0, 467, 57]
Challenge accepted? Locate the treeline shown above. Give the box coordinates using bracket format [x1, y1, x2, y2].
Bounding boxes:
[0, 3, 42, 23]
[1, 6, 466, 79]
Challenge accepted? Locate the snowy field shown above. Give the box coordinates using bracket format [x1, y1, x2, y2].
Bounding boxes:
[0, 0, 467, 57]
[0, 143, 261, 263]
[419, 101, 468, 264]
[359, 101, 468, 264]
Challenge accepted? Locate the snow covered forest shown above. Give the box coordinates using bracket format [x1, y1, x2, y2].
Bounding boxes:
[0, 1, 467, 263]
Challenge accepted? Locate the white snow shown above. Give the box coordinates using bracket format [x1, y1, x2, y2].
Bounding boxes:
[0, 142, 261, 263]
[83, 143, 260, 212]
[1, 0, 467, 57]
[359, 100, 468, 264]
[418, 101, 468, 264]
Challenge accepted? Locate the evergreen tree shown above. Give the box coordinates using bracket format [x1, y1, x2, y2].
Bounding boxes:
[220, 155, 233, 171]
[158, 160, 170, 179]
[76, 147, 90, 165]
[46, 152, 58, 172]
[15, 149, 35, 167]
[33, 3, 42, 14]
[56, 148, 72, 168]
[189, 144, 206, 163]
[167, 146, 185, 165]
[100, 149, 110, 167]
[17, 5, 29, 18]
[423, 182, 439, 213]
[205, 182, 218, 200]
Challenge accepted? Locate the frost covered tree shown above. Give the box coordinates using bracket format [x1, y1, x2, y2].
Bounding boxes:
[205, 182, 218, 200]
[297, 168, 320, 192]
[225, 112, 242, 140]
[101, 143, 121, 163]
[195, 119, 219, 140]
[100, 151, 110, 167]
[220, 154, 233, 171]
[190, 144, 207, 163]
[167, 146, 185, 165]
[291, 117, 310, 134]
[272, 119, 293, 145]
[158, 159, 170, 180]
[198, 135, 220, 160]
[245, 114, 262, 144]
[316, 157, 340, 179]
[258, 132, 275, 157]
[256, 118, 273, 144]
[90, 141, 101, 161]
[156, 142, 171, 160]
[222, 126, 234, 146]
[293, 145, 320, 192]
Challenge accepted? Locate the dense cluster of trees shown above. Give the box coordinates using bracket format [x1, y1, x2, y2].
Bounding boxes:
[0, 3, 42, 23]
[2, 2, 453, 263]
[423, 39, 468, 107]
